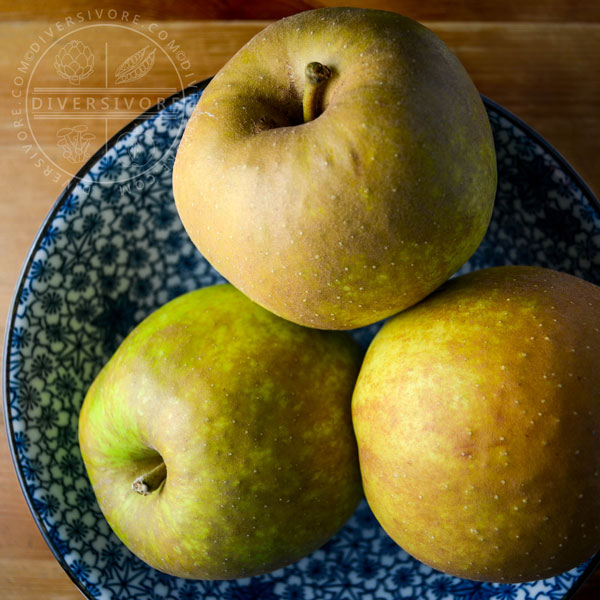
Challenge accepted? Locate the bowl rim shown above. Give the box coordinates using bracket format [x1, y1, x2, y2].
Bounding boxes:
[3, 79, 600, 599]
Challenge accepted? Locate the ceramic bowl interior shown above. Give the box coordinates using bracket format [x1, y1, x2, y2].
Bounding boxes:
[4, 80, 600, 600]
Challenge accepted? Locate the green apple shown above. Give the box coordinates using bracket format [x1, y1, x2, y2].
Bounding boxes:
[173, 7, 496, 330]
[78, 284, 362, 579]
[352, 266, 600, 582]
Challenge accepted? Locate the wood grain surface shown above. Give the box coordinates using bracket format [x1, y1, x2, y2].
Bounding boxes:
[2, 0, 600, 22]
[1, 3, 599, 599]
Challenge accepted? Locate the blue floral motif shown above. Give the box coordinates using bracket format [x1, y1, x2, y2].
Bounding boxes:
[30, 258, 55, 283]
[59, 451, 82, 478]
[92, 293, 138, 350]
[494, 584, 518, 600]
[31, 353, 54, 379]
[4, 85, 599, 600]
[55, 373, 77, 396]
[97, 154, 120, 177]
[71, 270, 91, 292]
[41, 291, 63, 314]
[41, 225, 61, 248]
[48, 523, 71, 557]
[66, 518, 90, 543]
[429, 574, 455, 598]
[121, 211, 141, 231]
[85, 582, 102, 598]
[45, 323, 63, 343]
[103, 182, 125, 205]
[178, 583, 202, 600]
[133, 278, 153, 298]
[99, 241, 119, 264]
[129, 247, 149, 268]
[82, 213, 105, 236]
[13, 431, 29, 453]
[19, 286, 30, 305]
[281, 582, 305, 600]
[450, 580, 498, 600]
[153, 204, 177, 229]
[227, 579, 278, 600]
[60, 193, 79, 215]
[76, 486, 97, 511]
[21, 456, 40, 481]
[36, 404, 59, 430]
[305, 558, 329, 582]
[74, 300, 95, 324]
[19, 381, 40, 411]
[32, 493, 60, 519]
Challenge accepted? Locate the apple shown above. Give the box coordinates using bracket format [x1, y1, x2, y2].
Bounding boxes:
[173, 7, 497, 330]
[78, 284, 363, 579]
[352, 266, 600, 582]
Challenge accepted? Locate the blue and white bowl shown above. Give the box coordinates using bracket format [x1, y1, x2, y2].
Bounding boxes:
[3, 79, 600, 600]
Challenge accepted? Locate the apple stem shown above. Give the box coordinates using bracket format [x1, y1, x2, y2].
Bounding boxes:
[132, 461, 167, 496]
[303, 62, 332, 123]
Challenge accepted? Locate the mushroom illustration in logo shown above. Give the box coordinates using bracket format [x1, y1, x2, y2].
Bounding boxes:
[57, 125, 95, 163]
[54, 40, 95, 85]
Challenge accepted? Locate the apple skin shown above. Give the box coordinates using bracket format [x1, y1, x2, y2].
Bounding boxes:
[352, 266, 600, 582]
[173, 7, 496, 330]
[78, 284, 363, 579]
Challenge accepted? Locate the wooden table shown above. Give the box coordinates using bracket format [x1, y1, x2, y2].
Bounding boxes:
[1, 2, 599, 598]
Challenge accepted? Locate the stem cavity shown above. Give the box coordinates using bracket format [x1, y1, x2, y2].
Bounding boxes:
[132, 461, 167, 496]
[302, 62, 332, 123]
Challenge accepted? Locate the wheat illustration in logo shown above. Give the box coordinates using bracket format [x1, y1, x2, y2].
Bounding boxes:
[57, 125, 95, 163]
[114, 46, 156, 84]
[54, 40, 95, 85]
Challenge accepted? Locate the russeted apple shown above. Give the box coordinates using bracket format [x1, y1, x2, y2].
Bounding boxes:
[78, 284, 363, 579]
[173, 7, 497, 330]
[352, 266, 600, 582]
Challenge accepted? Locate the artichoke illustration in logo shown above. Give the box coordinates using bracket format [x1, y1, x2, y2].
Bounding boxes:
[54, 40, 95, 85]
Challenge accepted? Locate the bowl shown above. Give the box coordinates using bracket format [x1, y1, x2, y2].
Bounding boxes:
[4, 79, 600, 599]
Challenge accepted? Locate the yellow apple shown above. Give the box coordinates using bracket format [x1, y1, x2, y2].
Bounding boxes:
[79, 284, 362, 579]
[173, 7, 496, 329]
[352, 266, 600, 582]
